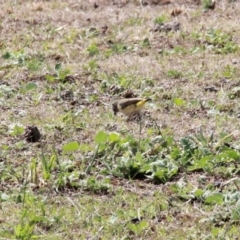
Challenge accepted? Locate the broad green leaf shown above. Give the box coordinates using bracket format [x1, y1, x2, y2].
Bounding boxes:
[127, 223, 138, 234]
[45, 74, 55, 82]
[194, 189, 204, 197]
[63, 141, 79, 152]
[153, 169, 165, 179]
[95, 131, 108, 144]
[205, 193, 223, 205]
[25, 82, 38, 92]
[58, 68, 71, 80]
[1, 144, 9, 150]
[138, 220, 148, 230]
[79, 144, 92, 152]
[180, 137, 195, 151]
[109, 132, 120, 142]
[174, 98, 185, 106]
[211, 227, 220, 237]
[9, 124, 24, 136]
[2, 52, 11, 59]
[55, 63, 62, 71]
[135, 152, 143, 162]
[188, 156, 213, 171]
[222, 150, 240, 160]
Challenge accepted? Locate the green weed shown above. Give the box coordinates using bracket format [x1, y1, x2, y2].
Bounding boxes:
[154, 14, 168, 24]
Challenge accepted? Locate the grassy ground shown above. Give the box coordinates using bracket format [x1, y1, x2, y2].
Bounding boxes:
[1, 0, 240, 239]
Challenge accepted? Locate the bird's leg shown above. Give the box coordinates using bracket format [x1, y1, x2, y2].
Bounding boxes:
[126, 112, 142, 122]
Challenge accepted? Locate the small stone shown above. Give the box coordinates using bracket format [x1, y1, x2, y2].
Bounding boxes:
[24, 126, 41, 143]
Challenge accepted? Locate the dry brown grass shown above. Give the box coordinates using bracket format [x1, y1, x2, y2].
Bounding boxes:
[1, 0, 240, 239]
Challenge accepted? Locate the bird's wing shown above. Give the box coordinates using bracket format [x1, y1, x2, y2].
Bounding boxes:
[118, 98, 142, 109]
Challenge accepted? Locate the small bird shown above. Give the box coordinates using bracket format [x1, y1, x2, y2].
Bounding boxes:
[112, 98, 151, 117]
